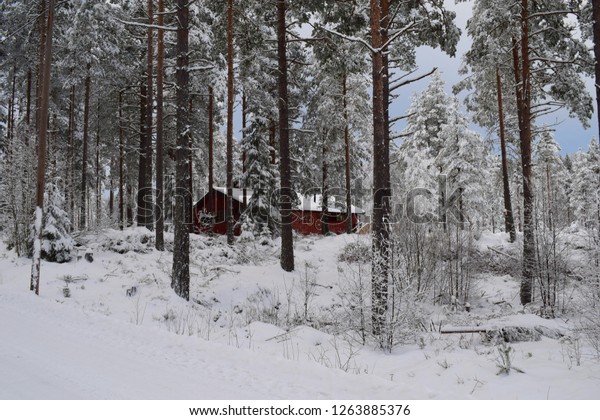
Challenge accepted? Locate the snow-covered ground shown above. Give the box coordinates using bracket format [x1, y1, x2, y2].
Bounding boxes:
[1, 229, 599, 399]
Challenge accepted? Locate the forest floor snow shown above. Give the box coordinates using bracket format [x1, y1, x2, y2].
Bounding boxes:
[0, 229, 599, 399]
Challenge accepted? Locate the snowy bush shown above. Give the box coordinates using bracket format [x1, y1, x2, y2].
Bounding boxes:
[337, 260, 371, 345]
[98, 228, 156, 254]
[244, 287, 282, 327]
[337, 241, 371, 264]
[485, 327, 541, 344]
[577, 279, 600, 359]
[28, 183, 74, 263]
[495, 343, 524, 375]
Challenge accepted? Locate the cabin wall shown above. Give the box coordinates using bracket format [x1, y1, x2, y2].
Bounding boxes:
[291, 211, 359, 235]
[193, 190, 242, 235]
[194, 192, 360, 236]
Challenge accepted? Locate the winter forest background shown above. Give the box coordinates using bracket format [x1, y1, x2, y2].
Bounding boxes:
[1, 0, 600, 400]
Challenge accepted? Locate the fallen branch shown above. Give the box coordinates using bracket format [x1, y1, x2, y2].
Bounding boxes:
[487, 246, 519, 261]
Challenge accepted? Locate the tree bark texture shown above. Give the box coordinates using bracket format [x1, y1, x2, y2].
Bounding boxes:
[277, 0, 294, 272]
[81, 64, 91, 230]
[172, 0, 191, 300]
[343, 74, 352, 234]
[496, 67, 516, 243]
[593, 0, 600, 148]
[226, 0, 235, 245]
[31, 0, 55, 295]
[370, 0, 390, 336]
[119, 91, 125, 231]
[155, 0, 165, 250]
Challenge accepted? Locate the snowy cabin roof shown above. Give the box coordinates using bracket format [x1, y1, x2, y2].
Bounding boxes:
[211, 187, 365, 214]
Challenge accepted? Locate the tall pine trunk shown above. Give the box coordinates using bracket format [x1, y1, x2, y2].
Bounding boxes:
[277, 0, 294, 272]
[513, 0, 535, 305]
[31, 0, 55, 295]
[81, 64, 91, 230]
[118, 91, 125, 230]
[370, 0, 390, 336]
[496, 67, 516, 242]
[155, 0, 165, 250]
[188, 97, 193, 233]
[208, 86, 214, 194]
[96, 101, 101, 226]
[137, 79, 147, 227]
[226, 0, 235, 245]
[67, 85, 75, 227]
[140, 0, 155, 231]
[343, 74, 353, 234]
[26, 69, 32, 129]
[593, 0, 600, 150]
[321, 137, 330, 235]
[242, 93, 248, 207]
[7, 66, 16, 155]
[35, 0, 46, 149]
[172, 0, 191, 300]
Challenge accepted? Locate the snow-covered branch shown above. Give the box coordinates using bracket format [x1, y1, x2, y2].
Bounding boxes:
[113, 17, 177, 32]
[390, 67, 438, 93]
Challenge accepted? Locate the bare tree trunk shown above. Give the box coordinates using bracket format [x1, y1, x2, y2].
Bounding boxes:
[35, 0, 47, 149]
[118, 91, 125, 230]
[381, 0, 391, 197]
[96, 101, 101, 227]
[8, 66, 16, 154]
[370, 0, 390, 336]
[277, 0, 294, 272]
[137, 79, 147, 227]
[109, 156, 114, 218]
[67, 86, 75, 227]
[270, 122, 276, 165]
[26, 69, 32, 129]
[321, 137, 330, 235]
[242, 93, 247, 207]
[496, 67, 516, 242]
[513, 0, 535, 305]
[143, 0, 154, 231]
[208, 86, 214, 193]
[207, 86, 215, 221]
[31, 0, 55, 296]
[343, 74, 352, 234]
[188, 97, 193, 233]
[520, 0, 535, 306]
[81, 64, 91, 231]
[127, 184, 133, 227]
[172, 0, 191, 300]
[155, 0, 165, 250]
[593, 0, 600, 149]
[226, 0, 235, 245]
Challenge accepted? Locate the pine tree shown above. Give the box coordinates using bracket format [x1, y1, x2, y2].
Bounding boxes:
[31, 0, 56, 295]
[226, 0, 235, 245]
[277, 0, 294, 272]
[572, 139, 600, 225]
[172, 0, 191, 300]
[35, 182, 74, 263]
[458, 0, 593, 305]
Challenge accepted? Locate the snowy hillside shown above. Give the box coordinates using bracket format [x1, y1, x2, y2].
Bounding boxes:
[1, 229, 599, 400]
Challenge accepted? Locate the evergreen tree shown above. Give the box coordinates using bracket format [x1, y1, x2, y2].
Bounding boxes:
[32, 182, 74, 263]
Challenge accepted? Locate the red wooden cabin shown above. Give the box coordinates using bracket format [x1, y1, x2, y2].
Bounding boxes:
[193, 187, 364, 236]
[193, 187, 247, 235]
[291, 195, 364, 235]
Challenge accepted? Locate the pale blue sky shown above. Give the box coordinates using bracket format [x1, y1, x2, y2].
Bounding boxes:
[389, 0, 598, 156]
